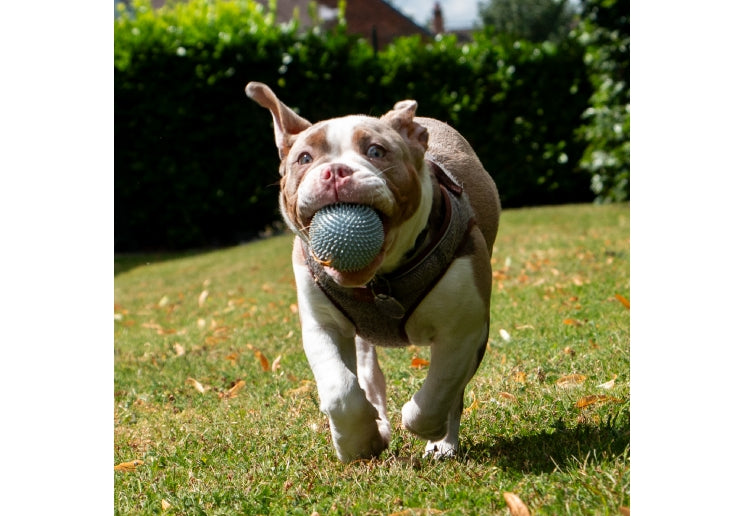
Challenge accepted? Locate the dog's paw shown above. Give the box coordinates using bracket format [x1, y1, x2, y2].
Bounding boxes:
[332, 424, 389, 463]
[401, 400, 447, 441]
[423, 438, 458, 460]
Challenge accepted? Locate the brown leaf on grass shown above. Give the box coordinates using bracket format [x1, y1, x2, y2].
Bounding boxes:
[185, 377, 206, 394]
[615, 293, 630, 309]
[173, 343, 185, 357]
[512, 371, 527, 383]
[563, 318, 583, 327]
[411, 357, 430, 369]
[563, 346, 575, 356]
[503, 492, 530, 516]
[499, 328, 512, 342]
[254, 350, 270, 372]
[493, 270, 508, 280]
[198, 289, 209, 308]
[576, 394, 622, 409]
[225, 352, 239, 365]
[287, 380, 313, 396]
[619, 507, 630, 516]
[498, 392, 517, 403]
[220, 380, 245, 399]
[389, 509, 443, 516]
[114, 459, 144, 472]
[463, 398, 480, 414]
[205, 335, 227, 346]
[556, 374, 587, 388]
[161, 499, 172, 511]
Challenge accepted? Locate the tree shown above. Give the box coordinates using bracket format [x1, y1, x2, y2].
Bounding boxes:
[478, 0, 577, 42]
[574, 0, 630, 203]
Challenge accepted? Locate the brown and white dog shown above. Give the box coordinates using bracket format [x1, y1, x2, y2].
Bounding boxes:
[246, 82, 501, 461]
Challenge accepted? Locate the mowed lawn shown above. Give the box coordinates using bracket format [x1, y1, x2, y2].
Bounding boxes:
[114, 203, 630, 515]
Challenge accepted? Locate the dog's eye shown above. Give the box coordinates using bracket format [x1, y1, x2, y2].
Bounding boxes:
[366, 144, 386, 159]
[298, 152, 313, 165]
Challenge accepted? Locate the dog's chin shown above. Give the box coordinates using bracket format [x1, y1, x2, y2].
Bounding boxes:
[323, 251, 385, 288]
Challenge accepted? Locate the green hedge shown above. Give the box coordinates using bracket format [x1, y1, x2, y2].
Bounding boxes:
[115, 0, 596, 251]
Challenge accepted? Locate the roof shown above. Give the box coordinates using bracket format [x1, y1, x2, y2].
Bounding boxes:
[138, 0, 436, 47]
[258, 0, 432, 48]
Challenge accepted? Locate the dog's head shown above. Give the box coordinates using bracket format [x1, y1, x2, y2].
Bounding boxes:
[246, 82, 433, 287]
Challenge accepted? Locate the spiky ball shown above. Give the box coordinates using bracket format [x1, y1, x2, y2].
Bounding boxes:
[309, 203, 384, 272]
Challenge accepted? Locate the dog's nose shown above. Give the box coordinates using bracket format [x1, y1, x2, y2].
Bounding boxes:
[320, 164, 353, 182]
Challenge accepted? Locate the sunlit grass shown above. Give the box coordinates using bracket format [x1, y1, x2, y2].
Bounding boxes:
[114, 203, 629, 514]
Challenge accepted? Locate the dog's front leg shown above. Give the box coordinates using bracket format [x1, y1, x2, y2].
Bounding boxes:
[293, 242, 389, 462]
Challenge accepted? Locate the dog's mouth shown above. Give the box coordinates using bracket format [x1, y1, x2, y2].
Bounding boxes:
[303, 204, 391, 288]
[320, 251, 386, 287]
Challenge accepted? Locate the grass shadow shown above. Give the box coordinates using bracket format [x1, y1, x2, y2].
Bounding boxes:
[114, 251, 206, 276]
[461, 411, 630, 474]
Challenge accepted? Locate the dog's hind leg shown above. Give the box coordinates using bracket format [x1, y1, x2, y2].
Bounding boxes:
[423, 335, 488, 459]
[356, 338, 391, 446]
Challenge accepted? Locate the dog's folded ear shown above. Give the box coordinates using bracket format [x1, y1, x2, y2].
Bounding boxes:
[381, 100, 428, 153]
[246, 82, 312, 160]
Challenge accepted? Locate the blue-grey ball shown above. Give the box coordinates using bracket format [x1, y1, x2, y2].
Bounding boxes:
[309, 203, 384, 272]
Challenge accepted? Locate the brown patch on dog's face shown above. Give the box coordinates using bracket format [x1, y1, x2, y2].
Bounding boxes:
[278, 117, 425, 237]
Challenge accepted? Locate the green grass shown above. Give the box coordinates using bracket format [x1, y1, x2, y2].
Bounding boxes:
[114, 203, 630, 515]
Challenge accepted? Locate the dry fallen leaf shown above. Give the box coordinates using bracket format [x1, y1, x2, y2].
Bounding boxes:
[198, 289, 209, 307]
[272, 355, 282, 372]
[563, 318, 583, 327]
[389, 509, 443, 516]
[114, 459, 144, 472]
[563, 346, 575, 356]
[503, 492, 530, 516]
[221, 380, 245, 399]
[498, 392, 517, 403]
[512, 371, 527, 383]
[615, 293, 630, 309]
[173, 343, 185, 357]
[254, 350, 270, 372]
[556, 373, 587, 388]
[463, 398, 480, 414]
[499, 328, 512, 342]
[619, 506, 630, 516]
[411, 357, 430, 369]
[185, 377, 206, 394]
[287, 381, 313, 396]
[576, 394, 622, 409]
[161, 499, 172, 511]
[597, 374, 618, 390]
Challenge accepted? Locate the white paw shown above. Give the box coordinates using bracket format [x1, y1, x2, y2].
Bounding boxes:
[423, 438, 458, 459]
[402, 400, 447, 441]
